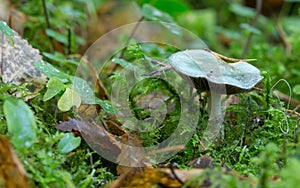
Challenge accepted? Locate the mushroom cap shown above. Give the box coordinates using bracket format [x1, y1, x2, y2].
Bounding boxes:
[169, 49, 263, 94]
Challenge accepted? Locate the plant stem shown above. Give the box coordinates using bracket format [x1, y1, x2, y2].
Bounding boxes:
[41, 0, 55, 51]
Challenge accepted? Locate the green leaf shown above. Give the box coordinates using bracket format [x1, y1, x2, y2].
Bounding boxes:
[95, 98, 117, 114]
[57, 88, 81, 112]
[58, 133, 81, 153]
[240, 23, 261, 35]
[43, 52, 79, 65]
[3, 97, 37, 149]
[229, 4, 256, 18]
[111, 58, 135, 70]
[293, 85, 300, 95]
[70, 76, 95, 104]
[46, 28, 85, 51]
[43, 77, 66, 101]
[46, 29, 68, 45]
[0, 20, 14, 45]
[33, 61, 70, 83]
[135, 3, 181, 35]
[70, 77, 118, 114]
[139, 4, 175, 23]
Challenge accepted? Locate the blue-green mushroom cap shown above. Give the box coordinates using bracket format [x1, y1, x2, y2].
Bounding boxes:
[169, 50, 263, 94]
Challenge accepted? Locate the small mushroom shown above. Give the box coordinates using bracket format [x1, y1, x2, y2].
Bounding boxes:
[146, 49, 263, 142]
[168, 49, 263, 142]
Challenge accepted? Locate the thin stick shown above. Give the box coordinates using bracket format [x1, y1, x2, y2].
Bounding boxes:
[273, 90, 299, 108]
[150, 59, 167, 67]
[169, 165, 184, 185]
[67, 28, 72, 55]
[42, 0, 51, 29]
[199, 140, 207, 150]
[286, 109, 300, 118]
[143, 65, 172, 77]
[42, 0, 55, 51]
[205, 48, 256, 62]
[120, 17, 144, 58]
[110, 17, 145, 73]
[275, 20, 291, 55]
[83, 58, 110, 100]
[146, 145, 185, 157]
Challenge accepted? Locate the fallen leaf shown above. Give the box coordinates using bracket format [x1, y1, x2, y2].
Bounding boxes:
[56, 118, 121, 160]
[108, 168, 205, 188]
[76, 104, 125, 136]
[75, 104, 99, 122]
[159, 168, 205, 183]
[0, 25, 46, 88]
[56, 118, 150, 177]
[0, 135, 29, 188]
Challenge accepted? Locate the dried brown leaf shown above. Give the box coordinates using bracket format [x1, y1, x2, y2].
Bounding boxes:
[56, 118, 121, 159]
[108, 168, 205, 188]
[0, 135, 29, 188]
[76, 104, 125, 136]
[0, 28, 46, 85]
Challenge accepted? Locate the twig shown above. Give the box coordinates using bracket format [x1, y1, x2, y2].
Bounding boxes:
[79, 57, 123, 129]
[42, 0, 51, 29]
[241, 0, 262, 58]
[150, 59, 167, 67]
[273, 89, 299, 108]
[275, 19, 291, 56]
[119, 16, 144, 58]
[286, 109, 300, 118]
[41, 0, 55, 51]
[292, 104, 300, 112]
[83, 58, 110, 100]
[110, 17, 144, 73]
[199, 140, 207, 150]
[146, 145, 185, 157]
[204, 48, 256, 63]
[143, 65, 172, 77]
[169, 165, 184, 185]
[67, 28, 72, 55]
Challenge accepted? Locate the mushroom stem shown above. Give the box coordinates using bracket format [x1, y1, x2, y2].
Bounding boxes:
[207, 91, 224, 142]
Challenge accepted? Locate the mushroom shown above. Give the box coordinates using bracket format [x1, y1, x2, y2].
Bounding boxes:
[148, 49, 263, 143]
